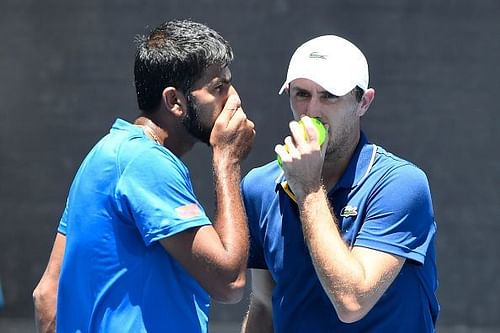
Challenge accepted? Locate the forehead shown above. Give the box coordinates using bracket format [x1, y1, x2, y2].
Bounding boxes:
[289, 78, 329, 93]
[192, 65, 231, 90]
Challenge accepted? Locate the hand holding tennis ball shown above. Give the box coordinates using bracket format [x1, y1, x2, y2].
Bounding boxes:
[277, 117, 327, 168]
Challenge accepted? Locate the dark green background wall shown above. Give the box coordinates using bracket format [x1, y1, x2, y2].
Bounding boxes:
[1, 0, 499, 330]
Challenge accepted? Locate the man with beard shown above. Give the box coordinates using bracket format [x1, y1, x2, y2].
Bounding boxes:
[241, 35, 438, 332]
[32, 20, 255, 333]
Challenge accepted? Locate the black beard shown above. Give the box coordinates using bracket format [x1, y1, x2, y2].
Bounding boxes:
[181, 94, 212, 145]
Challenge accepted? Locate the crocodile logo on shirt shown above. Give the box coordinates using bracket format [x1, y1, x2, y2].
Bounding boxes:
[340, 205, 358, 217]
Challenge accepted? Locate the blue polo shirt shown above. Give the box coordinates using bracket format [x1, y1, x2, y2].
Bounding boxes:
[242, 133, 439, 332]
[57, 119, 212, 332]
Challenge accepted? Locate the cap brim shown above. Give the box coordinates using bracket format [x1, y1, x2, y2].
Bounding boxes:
[278, 81, 288, 95]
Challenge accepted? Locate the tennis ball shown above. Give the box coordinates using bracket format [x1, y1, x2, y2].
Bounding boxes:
[277, 118, 327, 168]
[306, 117, 327, 146]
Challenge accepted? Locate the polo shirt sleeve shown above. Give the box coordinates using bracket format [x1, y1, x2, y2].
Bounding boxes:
[241, 173, 268, 269]
[114, 146, 211, 246]
[57, 200, 69, 235]
[354, 164, 436, 264]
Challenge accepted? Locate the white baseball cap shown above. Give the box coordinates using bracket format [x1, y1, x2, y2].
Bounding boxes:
[279, 35, 369, 96]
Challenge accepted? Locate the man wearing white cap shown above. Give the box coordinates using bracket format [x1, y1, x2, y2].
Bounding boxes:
[241, 35, 439, 332]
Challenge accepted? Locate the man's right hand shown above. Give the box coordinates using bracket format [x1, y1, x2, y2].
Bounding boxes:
[210, 90, 255, 163]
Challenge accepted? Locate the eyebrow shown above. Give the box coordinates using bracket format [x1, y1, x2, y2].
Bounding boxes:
[291, 86, 337, 97]
[290, 86, 309, 94]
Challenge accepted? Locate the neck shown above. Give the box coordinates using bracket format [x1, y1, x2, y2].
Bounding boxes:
[321, 133, 360, 191]
[134, 112, 196, 157]
[134, 115, 165, 145]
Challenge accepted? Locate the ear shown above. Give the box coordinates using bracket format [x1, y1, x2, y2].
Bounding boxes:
[357, 88, 375, 117]
[161, 87, 186, 117]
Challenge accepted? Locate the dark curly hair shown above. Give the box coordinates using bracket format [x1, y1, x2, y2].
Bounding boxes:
[134, 20, 233, 112]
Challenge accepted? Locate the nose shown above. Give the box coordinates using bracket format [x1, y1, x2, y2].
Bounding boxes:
[304, 97, 322, 118]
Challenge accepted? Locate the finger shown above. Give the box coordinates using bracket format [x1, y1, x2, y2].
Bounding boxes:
[246, 119, 256, 132]
[275, 144, 289, 163]
[231, 115, 256, 140]
[217, 94, 241, 125]
[227, 85, 238, 99]
[227, 107, 247, 128]
[289, 120, 307, 148]
[301, 116, 319, 145]
[284, 136, 300, 158]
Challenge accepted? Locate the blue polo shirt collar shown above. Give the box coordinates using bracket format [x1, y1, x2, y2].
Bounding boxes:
[112, 118, 137, 132]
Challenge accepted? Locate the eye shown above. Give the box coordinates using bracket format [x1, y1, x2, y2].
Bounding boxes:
[213, 82, 228, 95]
[295, 90, 310, 98]
[322, 92, 338, 100]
